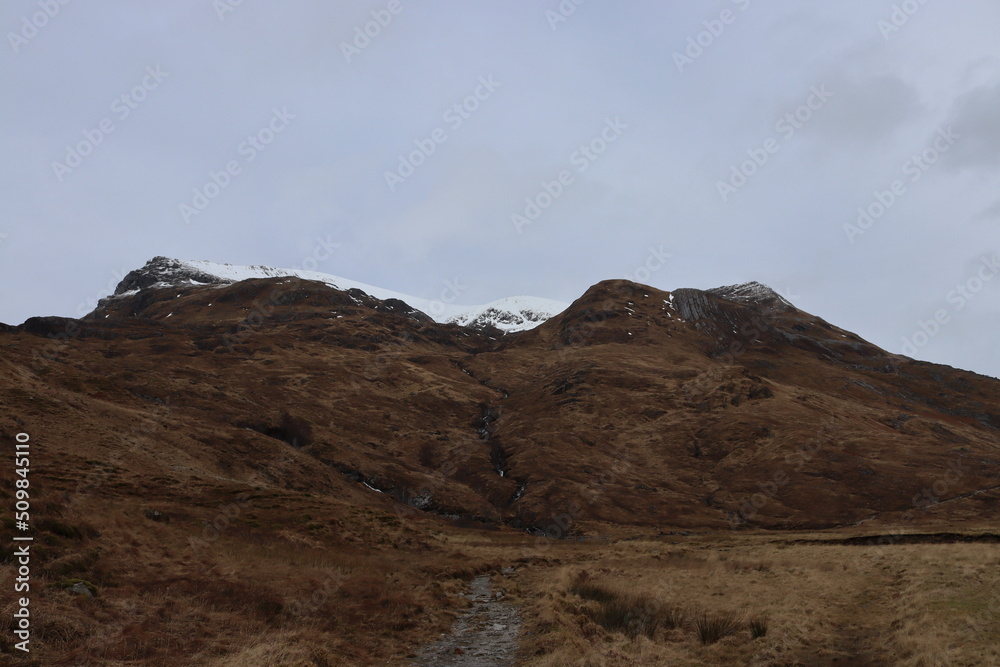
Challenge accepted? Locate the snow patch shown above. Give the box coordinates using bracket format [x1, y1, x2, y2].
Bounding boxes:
[132, 258, 569, 333]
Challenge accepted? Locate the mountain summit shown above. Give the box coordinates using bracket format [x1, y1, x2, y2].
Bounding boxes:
[104, 258, 806, 337]
[107, 256, 570, 333]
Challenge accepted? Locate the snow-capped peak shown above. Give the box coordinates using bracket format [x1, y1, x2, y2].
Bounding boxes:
[113, 257, 568, 333]
[707, 281, 794, 308]
[445, 295, 570, 332]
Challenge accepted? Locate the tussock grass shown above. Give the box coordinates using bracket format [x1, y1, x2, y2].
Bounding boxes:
[695, 611, 744, 644]
[569, 579, 619, 605]
[517, 533, 1000, 666]
[0, 487, 502, 666]
[570, 573, 687, 638]
[749, 616, 769, 639]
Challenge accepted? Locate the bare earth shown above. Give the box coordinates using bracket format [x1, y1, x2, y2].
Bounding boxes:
[413, 574, 522, 666]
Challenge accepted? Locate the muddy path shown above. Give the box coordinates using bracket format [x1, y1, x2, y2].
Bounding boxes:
[412, 573, 522, 666]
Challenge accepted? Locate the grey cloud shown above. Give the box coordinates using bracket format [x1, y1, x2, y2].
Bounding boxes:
[1, 0, 999, 379]
[805, 73, 924, 145]
[942, 82, 1000, 170]
[978, 199, 1000, 220]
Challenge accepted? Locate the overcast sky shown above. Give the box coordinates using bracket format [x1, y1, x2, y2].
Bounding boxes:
[2, 1, 999, 378]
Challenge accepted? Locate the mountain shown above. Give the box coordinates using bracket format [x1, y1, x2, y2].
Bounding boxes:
[3, 258, 999, 664]
[104, 256, 569, 333]
[12, 257, 998, 532]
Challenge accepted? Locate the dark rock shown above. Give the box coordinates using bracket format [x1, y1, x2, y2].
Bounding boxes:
[114, 256, 227, 295]
[143, 509, 169, 523]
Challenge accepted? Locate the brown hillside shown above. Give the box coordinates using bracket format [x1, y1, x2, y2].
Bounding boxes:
[0, 269, 998, 664]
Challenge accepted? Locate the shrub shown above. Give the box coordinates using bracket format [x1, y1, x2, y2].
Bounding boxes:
[588, 596, 688, 638]
[570, 581, 619, 605]
[570, 575, 687, 638]
[661, 604, 688, 631]
[696, 611, 744, 644]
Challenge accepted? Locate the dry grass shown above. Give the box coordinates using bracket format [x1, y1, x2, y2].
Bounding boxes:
[0, 481, 503, 666]
[748, 616, 769, 639]
[569, 574, 687, 639]
[2, 480, 999, 666]
[3, 460, 999, 667]
[695, 611, 744, 645]
[3, 437, 998, 665]
[509, 532, 1000, 666]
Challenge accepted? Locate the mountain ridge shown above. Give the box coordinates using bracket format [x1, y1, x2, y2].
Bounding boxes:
[104, 256, 570, 333]
[5, 257, 997, 534]
[98, 256, 813, 338]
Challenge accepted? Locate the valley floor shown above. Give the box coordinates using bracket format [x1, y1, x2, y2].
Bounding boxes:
[5, 483, 999, 665]
[412, 527, 1000, 667]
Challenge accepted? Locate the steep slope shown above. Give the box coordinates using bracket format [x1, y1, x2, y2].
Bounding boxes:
[467, 279, 1000, 531]
[3, 261, 1000, 664]
[5, 267, 997, 536]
